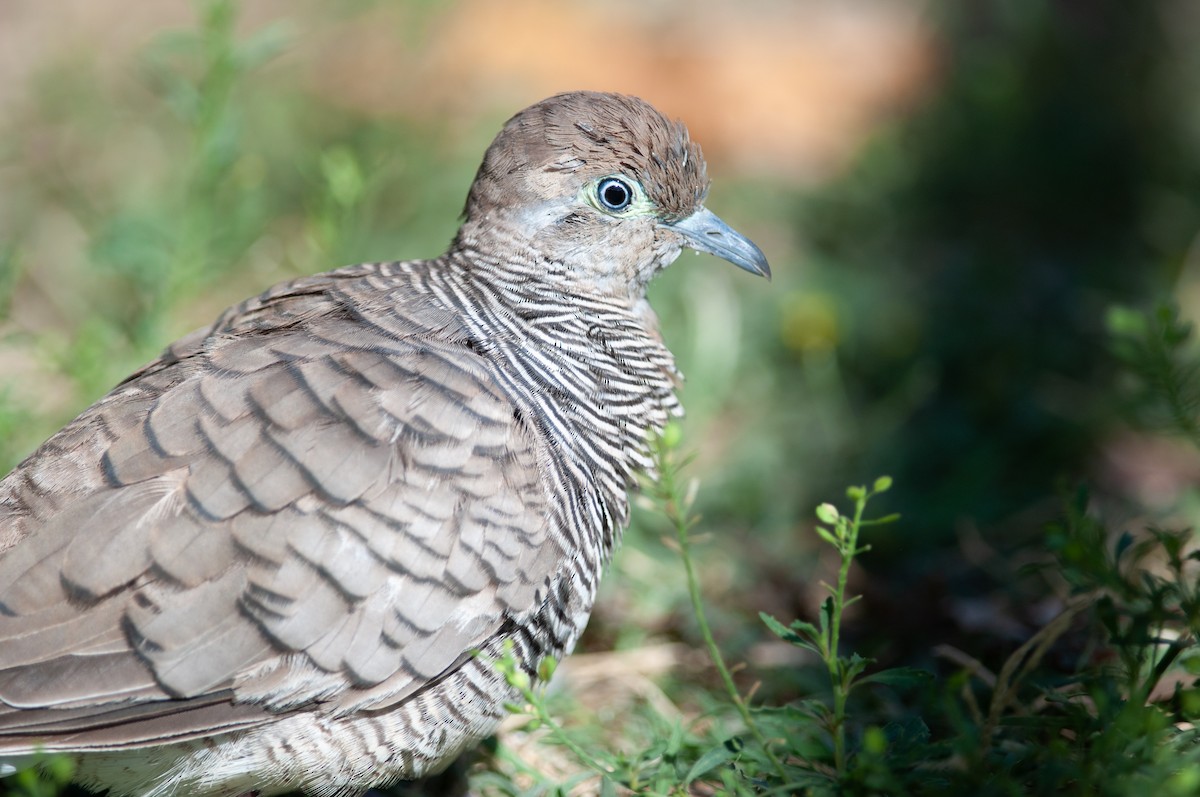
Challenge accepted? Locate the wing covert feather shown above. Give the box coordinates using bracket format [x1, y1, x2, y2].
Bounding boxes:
[0, 278, 562, 748]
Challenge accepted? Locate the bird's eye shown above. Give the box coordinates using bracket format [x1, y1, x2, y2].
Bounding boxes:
[597, 177, 633, 212]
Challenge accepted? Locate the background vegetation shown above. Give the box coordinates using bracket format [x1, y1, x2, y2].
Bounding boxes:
[3, 0, 1200, 794]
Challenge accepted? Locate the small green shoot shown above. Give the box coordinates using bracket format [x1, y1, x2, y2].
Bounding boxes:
[647, 424, 789, 782]
[761, 476, 903, 780]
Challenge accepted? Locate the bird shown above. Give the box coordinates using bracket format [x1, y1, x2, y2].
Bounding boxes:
[0, 90, 769, 797]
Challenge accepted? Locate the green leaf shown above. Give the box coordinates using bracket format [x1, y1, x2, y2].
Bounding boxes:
[753, 700, 831, 724]
[819, 597, 833, 637]
[1107, 304, 1147, 337]
[684, 744, 736, 783]
[858, 666, 935, 690]
[659, 421, 683, 450]
[599, 775, 618, 797]
[761, 611, 798, 641]
[786, 771, 841, 790]
[790, 618, 821, 638]
[1114, 530, 1135, 562]
[873, 475, 893, 493]
[320, 147, 365, 209]
[863, 725, 888, 754]
[235, 21, 291, 71]
[760, 612, 820, 650]
[815, 525, 839, 547]
[844, 653, 872, 683]
[666, 720, 683, 758]
[1178, 648, 1200, 676]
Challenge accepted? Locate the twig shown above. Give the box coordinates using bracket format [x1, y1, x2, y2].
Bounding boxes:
[652, 433, 789, 782]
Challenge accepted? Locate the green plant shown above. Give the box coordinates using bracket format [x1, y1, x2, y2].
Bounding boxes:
[483, 351, 1200, 794]
[483, 428, 913, 796]
[649, 426, 790, 785]
[760, 477, 919, 787]
[1109, 303, 1200, 450]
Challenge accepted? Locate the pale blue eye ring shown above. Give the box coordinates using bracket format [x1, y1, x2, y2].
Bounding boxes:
[597, 177, 633, 211]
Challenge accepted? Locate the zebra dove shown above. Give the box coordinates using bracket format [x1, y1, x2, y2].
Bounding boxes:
[0, 91, 769, 796]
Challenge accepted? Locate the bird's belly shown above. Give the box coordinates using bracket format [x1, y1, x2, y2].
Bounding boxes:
[71, 652, 506, 796]
[69, 572, 600, 797]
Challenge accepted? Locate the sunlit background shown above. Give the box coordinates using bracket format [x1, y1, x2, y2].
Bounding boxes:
[2, 0, 1200, 789]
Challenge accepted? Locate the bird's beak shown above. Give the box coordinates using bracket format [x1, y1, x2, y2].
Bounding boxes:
[669, 207, 771, 280]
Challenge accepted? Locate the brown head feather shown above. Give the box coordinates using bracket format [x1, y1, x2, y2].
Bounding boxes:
[462, 91, 708, 223]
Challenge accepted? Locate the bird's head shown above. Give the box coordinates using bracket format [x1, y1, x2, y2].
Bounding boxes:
[454, 91, 770, 297]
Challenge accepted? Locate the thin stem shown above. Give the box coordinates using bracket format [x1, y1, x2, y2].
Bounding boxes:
[528, 700, 612, 778]
[980, 597, 1089, 753]
[495, 653, 614, 780]
[655, 442, 789, 781]
[827, 489, 866, 775]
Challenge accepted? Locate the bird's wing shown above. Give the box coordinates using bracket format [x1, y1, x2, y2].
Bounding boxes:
[0, 273, 562, 750]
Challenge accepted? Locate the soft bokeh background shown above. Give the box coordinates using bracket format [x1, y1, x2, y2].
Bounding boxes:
[2, 0, 1200, 785]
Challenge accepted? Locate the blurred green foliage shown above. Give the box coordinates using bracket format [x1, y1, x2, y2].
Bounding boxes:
[646, 0, 1200, 670]
[490, 415, 1200, 795]
[0, 0, 488, 468]
[738, 0, 1198, 532]
[835, 0, 1192, 529]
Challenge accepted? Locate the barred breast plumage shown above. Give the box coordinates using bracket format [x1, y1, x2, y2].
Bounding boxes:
[0, 91, 769, 797]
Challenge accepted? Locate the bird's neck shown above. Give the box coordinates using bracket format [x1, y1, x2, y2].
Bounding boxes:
[449, 225, 667, 305]
[430, 254, 683, 554]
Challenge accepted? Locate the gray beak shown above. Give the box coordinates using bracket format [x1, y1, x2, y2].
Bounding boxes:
[670, 207, 771, 280]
